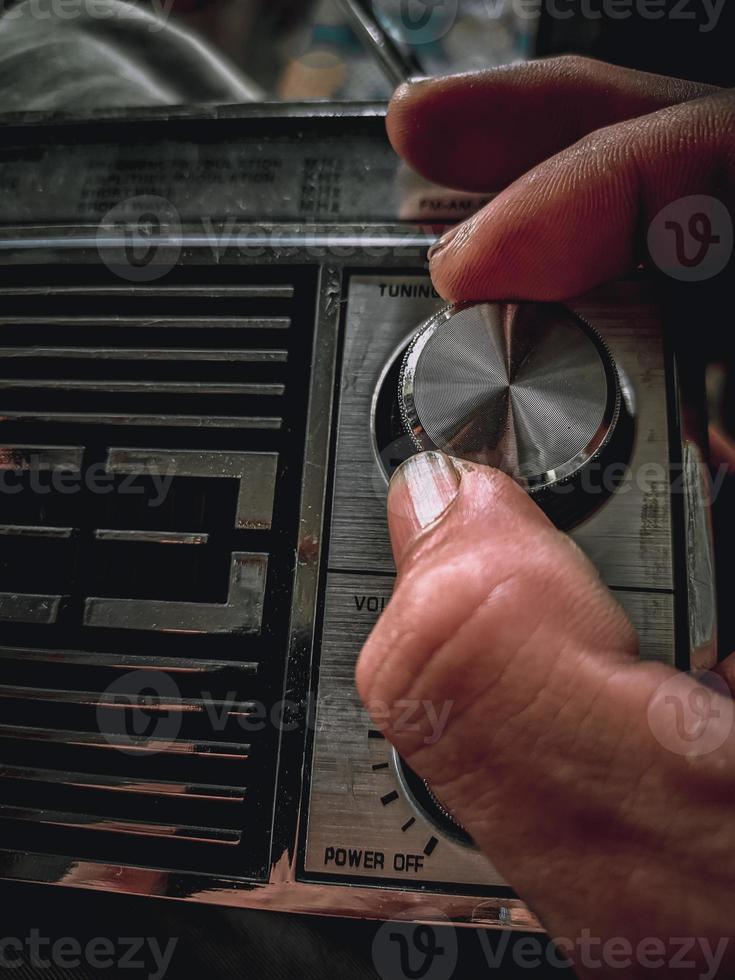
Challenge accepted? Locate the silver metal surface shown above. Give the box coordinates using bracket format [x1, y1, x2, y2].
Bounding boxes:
[94, 530, 210, 545]
[0, 316, 290, 329]
[0, 766, 246, 802]
[333, 0, 423, 86]
[0, 380, 284, 396]
[400, 302, 620, 490]
[0, 685, 253, 715]
[0, 525, 73, 538]
[0, 806, 242, 846]
[84, 551, 268, 633]
[0, 444, 83, 470]
[334, 276, 674, 590]
[0, 723, 250, 758]
[0, 284, 295, 298]
[105, 449, 279, 531]
[0, 127, 487, 227]
[0, 410, 282, 429]
[674, 356, 718, 668]
[0, 646, 257, 674]
[0, 346, 287, 361]
[0, 593, 64, 624]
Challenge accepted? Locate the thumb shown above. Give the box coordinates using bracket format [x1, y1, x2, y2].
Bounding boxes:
[357, 451, 641, 775]
[356, 451, 735, 952]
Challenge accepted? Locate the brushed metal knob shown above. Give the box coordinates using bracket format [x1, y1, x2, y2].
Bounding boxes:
[399, 302, 622, 492]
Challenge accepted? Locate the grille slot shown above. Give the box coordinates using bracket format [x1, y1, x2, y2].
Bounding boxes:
[0, 265, 317, 879]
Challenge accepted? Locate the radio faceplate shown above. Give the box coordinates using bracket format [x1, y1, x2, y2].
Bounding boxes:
[0, 105, 716, 928]
[303, 273, 684, 892]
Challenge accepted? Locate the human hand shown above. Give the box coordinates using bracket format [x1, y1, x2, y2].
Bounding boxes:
[357, 57, 735, 978]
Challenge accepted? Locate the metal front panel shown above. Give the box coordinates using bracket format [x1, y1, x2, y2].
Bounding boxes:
[571, 289, 674, 594]
[305, 273, 679, 888]
[305, 573, 501, 886]
[329, 275, 673, 592]
[0, 109, 487, 228]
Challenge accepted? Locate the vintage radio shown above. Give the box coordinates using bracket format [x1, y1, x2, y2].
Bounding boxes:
[0, 105, 716, 929]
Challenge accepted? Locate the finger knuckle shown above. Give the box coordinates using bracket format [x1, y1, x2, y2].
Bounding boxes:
[552, 53, 601, 80]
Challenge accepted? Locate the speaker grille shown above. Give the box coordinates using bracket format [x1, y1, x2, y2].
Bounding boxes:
[0, 265, 317, 880]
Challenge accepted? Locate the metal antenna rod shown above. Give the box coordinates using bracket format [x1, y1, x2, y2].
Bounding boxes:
[333, 0, 425, 87]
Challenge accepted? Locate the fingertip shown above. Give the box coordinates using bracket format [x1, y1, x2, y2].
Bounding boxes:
[427, 215, 481, 300]
[386, 78, 429, 142]
[387, 80, 413, 117]
[387, 452, 549, 568]
[387, 452, 461, 567]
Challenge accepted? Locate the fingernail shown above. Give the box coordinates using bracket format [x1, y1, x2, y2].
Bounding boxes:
[389, 452, 461, 560]
[427, 225, 460, 264]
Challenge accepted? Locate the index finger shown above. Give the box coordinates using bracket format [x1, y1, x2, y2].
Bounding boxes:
[387, 56, 718, 193]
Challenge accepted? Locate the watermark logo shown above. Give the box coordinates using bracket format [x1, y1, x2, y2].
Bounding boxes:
[647, 669, 734, 758]
[648, 195, 733, 282]
[3, 0, 176, 32]
[482, 0, 725, 32]
[374, 0, 459, 44]
[97, 671, 183, 754]
[0, 931, 177, 978]
[0, 455, 175, 506]
[372, 908, 457, 980]
[97, 195, 182, 283]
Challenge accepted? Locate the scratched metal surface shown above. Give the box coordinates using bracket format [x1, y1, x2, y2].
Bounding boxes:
[328, 275, 674, 592]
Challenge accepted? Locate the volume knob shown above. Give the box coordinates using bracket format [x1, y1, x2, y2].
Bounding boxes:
[399, 302, 623, 494]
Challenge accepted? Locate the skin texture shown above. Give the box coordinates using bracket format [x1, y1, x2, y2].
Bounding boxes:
[357, 58, 735, 977]
[387, 57, 734, 301]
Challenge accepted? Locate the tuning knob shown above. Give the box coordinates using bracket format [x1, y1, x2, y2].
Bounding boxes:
[399, 302, 626, 504]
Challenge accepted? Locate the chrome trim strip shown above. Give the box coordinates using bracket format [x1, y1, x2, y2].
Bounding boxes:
[269, 264, 342, 882]
[94, 529, 210, 545]
[0, 284, 295, 299]
[84, 551, 268, 633]
[0, 848, 541, 929]
[0, 685, 256, 716]
[0, 100, 388, 128]
[0, 444, 84, 468]
[0, 346, 288, 361]
[0, 524, 74, 538]
[0, 808, 242, 846]
[671, 350, 718, 668]
[0, 411, 282, 429]
[0, 232, 438, 251]
[0, 766, 246, 802]
[104, 449, 279, 531]
[0, 724, 250, 758]
[0, 592, 64, 624]
[0, 646, 257, 674]
[0, 316, 291, 330]
[0, 379, 285, 396]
